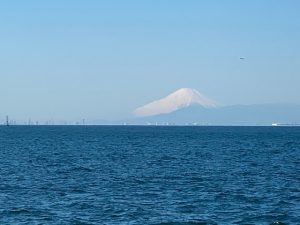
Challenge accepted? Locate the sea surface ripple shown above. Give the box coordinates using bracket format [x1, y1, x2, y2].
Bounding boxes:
[0, 126, 299, 224]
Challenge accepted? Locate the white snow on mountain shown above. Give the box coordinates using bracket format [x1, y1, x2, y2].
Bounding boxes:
[134, 88, 217, 117]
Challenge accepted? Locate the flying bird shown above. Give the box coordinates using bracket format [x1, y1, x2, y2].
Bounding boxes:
[240, 57, 245, 60]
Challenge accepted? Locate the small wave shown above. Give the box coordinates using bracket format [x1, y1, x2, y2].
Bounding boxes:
[270, 222, 288, 225]
[73, 165, 93, 172]
[155, 220, 217, 225]
[8, 208, 31, 214]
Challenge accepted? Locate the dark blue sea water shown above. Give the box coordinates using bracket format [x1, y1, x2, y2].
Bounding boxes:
[0, 126, 299, 225]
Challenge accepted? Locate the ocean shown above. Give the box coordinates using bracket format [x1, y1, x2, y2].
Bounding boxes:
[0, 126, 299, 224]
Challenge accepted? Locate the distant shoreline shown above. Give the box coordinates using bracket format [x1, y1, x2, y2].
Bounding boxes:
[2, 124, 300, 127]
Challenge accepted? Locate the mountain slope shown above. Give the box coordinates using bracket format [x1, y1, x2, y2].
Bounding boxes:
[134, 88, 216, 117]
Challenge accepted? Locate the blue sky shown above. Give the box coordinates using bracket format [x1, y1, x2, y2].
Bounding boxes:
[1, 1, 300, 122]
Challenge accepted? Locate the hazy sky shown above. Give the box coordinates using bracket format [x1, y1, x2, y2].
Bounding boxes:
[1, 1, 300, 122]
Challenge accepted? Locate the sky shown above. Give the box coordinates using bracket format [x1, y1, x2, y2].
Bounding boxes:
[1, 0, 300, 122]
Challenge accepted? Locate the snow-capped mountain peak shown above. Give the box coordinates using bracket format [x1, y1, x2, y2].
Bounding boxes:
[134, 88, 217, 117]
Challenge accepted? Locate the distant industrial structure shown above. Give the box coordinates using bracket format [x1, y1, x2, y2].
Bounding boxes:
[1, 116, 90, 126]
[6, 115, 9, 126]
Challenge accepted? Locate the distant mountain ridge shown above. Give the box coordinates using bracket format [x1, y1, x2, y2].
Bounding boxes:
[128, 88, 300, 125]
[129, 103, 300, 126]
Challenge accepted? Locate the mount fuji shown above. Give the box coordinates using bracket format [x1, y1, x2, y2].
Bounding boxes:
[134, 88, 217, 117]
